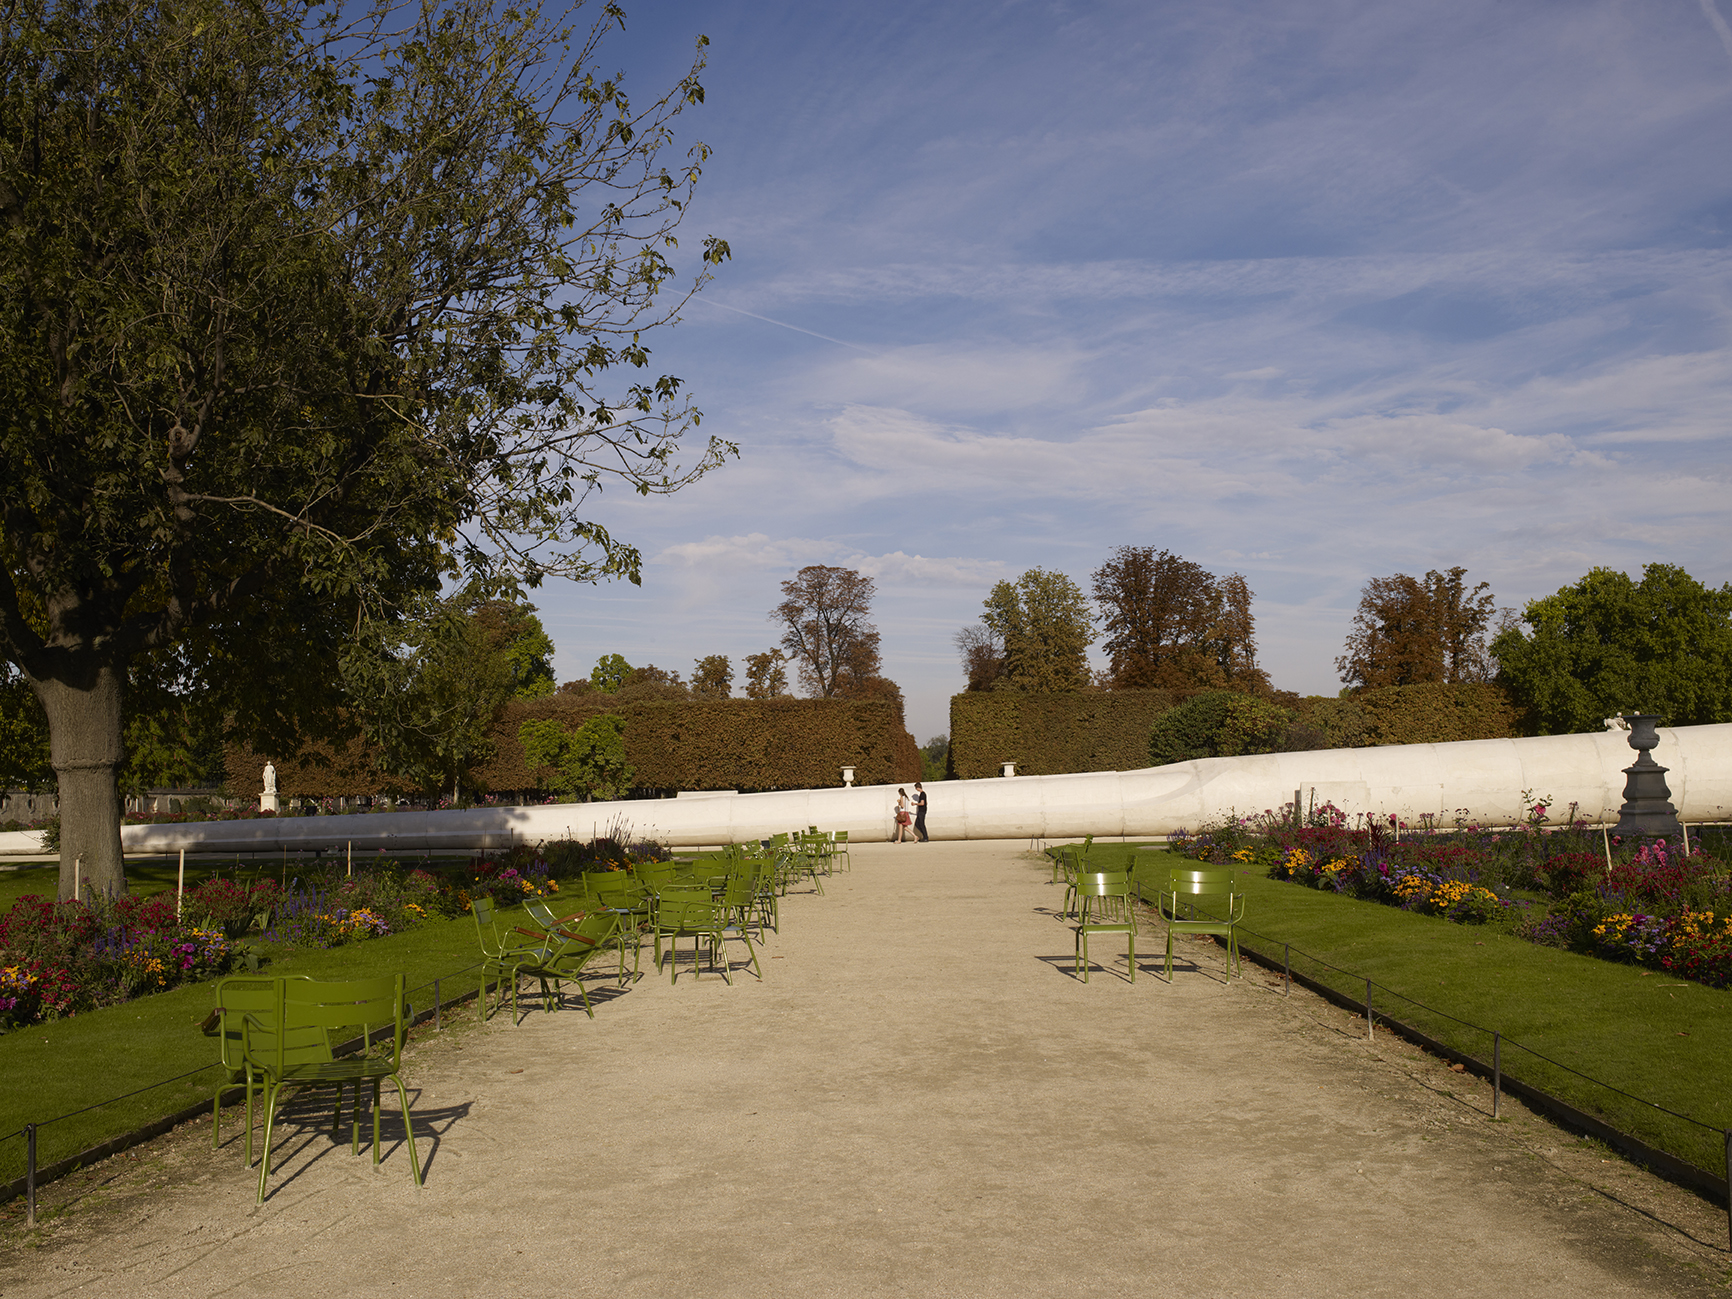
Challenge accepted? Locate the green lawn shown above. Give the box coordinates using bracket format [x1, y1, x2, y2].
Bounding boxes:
[0, 898, 495, 1190]
[1085, 843, 1732, 1177]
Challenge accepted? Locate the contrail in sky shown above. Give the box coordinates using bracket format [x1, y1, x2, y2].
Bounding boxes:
[1697, 0, 1732, 67]
[698, 299, 877, 353]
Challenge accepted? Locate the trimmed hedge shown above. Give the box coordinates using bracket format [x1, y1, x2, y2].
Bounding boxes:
[1293, 682, 1520, 747]
[231, 698, 921, 797]
[948, 689, 1176, 779]
[950, 682, 1523, 781]
[476, 696, 919, 793]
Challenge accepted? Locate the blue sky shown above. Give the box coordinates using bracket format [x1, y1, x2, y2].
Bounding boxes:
[532, 0, 1732, 742]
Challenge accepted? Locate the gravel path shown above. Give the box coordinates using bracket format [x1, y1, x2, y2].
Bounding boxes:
[2, 840, 1727, 1297]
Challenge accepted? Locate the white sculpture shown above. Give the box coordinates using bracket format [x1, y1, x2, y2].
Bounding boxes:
[261, 763, 279, 813]
[263, 763, 277, 794]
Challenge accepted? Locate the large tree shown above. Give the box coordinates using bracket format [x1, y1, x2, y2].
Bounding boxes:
[1336, 567, 1496, 689]
[772, 566, 881, 698]
[1090, 547, 1266, 692]
[1492, 564, 1732, 734]
[0, 0, 731, 896]
[979, 568, 1094, 692]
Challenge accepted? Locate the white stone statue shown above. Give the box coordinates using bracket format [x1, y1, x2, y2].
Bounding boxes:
[263, 762, 277, 794]
[1603, 716, 1630, 732]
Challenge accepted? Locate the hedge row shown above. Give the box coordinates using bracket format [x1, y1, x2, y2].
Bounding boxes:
[947, 690, 1178, 779]
[229, 697, 920, 798]
[1299, 682, 1521, 747]
[949, 682, 1522, 779]
[475, 695, 919, 792]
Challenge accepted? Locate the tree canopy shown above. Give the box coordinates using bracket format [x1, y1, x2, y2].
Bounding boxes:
[1091, 548, 1266, 693]
[1336, 567, 1496, 690]
[772, 566, 882, 698]
[979, 568, 1094, 692]
[0, 0, 730, 893]
[1492, 564, 1732, 734]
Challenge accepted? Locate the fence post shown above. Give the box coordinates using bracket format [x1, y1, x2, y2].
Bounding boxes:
[24, 1123, 36, 1228]
[1283, 943, 1290, 997]
[433, 978, 442, 1032]
[1492, 1033, 1501, 1119]
[1365, 978, 1374, 1040]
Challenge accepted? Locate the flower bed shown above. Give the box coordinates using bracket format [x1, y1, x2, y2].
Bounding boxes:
[0, 833, 670, 1029]
[1173, 802, 1732, 988]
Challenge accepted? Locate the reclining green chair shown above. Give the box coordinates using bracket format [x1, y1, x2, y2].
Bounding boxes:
[507, 908, 621, 1020]
[472, 896, 553, 1020]
[1160, 867, 1244, 981]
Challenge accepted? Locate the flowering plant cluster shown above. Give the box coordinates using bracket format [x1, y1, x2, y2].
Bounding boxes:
[0, 892, 238, 1029]
[1174, 802, 1732, 986]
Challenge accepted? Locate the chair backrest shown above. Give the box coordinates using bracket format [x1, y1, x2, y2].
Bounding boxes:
[656, 887, 718, 931]
[213, 976, 279, 1071]
[1074, 871, 1130, 900]
[1166, 867, 1236, 898]
[274, 975, 408, 1070]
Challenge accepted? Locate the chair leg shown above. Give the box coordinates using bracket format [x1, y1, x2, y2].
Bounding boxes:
[390, 1075, 423, 1188]
[256, 1083, 282, 1204]
[372, 1078, 383, 1166]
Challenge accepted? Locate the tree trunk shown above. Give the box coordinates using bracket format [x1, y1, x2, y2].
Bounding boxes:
[32, 666, 126, 899]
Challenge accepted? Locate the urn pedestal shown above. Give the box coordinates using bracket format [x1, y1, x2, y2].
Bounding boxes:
[1612, 714, 1682, 841]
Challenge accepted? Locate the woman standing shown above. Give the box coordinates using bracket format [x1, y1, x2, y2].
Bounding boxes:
[893, 788, 913, 843]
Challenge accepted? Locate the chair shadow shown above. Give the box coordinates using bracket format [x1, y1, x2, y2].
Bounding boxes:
[249, 1085, 472, 1201]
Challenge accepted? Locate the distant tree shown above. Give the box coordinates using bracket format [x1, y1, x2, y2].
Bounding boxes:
[518, 713, 634, 802]
[1337, 567, 1496, 689]
[743, 649, 790, 699]
[1492, 564, 1732, 734]
[979, 569, 1094, 692]
[920, 734, 949, 783]
[621, 664, 687, 697]
[691, 654, 733, 698]
[0, 667, 52, 792]
[471, 598, 556, 699]
[1148, 691, 1295, 766]
[772, 566, 881, 698]
[589, 655, 634, 694]
[344, 591, 517, 803]
[953, 624, 1005, 692]
[1091, 547, 1266, 692]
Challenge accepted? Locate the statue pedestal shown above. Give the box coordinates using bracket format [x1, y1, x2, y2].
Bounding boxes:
[1612, 714, 1682, 841]
[260, 791, 279, 814]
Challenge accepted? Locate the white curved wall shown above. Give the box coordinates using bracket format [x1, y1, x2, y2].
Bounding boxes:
[112, 723, 1732, 855]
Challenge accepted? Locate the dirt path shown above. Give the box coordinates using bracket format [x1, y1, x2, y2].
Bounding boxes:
[2, 840, 1728, 1297]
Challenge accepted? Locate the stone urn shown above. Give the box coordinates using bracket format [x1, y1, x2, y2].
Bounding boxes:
[1612, 714, 1682, 841]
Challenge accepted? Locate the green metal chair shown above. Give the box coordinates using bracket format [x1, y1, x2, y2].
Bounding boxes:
[207, 975, 318, 1166]
[507, 909, 621, 1020]
[526, 897, 631, 985]
[247, 974, 421, 1203]
[653, 887, 762, 984]
[1072, 872, 1136, 983]
[472, 896, 550, 1020]
[1160, 867, 1244, 981]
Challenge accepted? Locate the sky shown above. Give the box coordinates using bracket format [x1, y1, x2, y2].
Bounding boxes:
[527, 0, 1732, 742]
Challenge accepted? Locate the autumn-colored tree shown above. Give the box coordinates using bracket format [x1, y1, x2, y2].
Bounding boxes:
[980, 569, 1094, 692]
[1336, 567, 1496, 689]
[772, 566, 881, 697]
[953, 624, 1005, 691]
[691, 654, 733, 698]
[743, 649, 790, 699]
[1091, 547, 1266, 692]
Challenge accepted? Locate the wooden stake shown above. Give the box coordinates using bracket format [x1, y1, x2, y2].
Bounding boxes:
[347, 840, 352, 877]
[177, 848, 186, 920]
[1602, 824, 1613, 874]
[73, 853, 81, 902]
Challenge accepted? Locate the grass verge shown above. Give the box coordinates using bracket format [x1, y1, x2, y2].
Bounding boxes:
[0, 907, 494, 1189]
[1085, 843, 1732, 1179]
